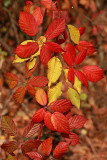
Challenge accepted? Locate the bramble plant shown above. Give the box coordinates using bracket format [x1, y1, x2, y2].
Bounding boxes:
[1, 0, 104, 160]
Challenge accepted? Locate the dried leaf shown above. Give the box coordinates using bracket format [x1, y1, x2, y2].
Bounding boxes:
[5, 72, 18, 89]
[21, 140, 42, 155]
[1, 116, 17, 136]
[1, 141, 18, 153]
[13, 87, 25, 104]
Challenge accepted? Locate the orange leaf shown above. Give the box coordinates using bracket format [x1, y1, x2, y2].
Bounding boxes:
[53, 142, 69, 158]
[35, 88, 47, 106]
[42, 137, 52, 156]
[44, 111, 56, 131]
[51, 112, 70, 134]
[13, 87, 25, 103]
[5, 72, 18, 89]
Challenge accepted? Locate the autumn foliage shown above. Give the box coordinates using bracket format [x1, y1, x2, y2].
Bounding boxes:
[1, 0, 104, 160]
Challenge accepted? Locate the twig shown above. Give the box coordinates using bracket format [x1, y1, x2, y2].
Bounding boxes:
[0, 38, 12, 54]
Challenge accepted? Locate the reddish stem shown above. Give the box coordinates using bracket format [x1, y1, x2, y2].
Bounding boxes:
[56, 0, 61, 18]
[37, 123, 43, 140]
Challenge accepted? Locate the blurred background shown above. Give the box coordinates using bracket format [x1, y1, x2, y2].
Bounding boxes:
[0, 0, 107, 159]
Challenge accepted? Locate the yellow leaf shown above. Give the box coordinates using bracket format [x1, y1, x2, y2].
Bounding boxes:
[13, 55, 29, 63]
[73, 76, 81, 94]
[48, 57, 62, 87]
[37, 36, 46, 45]
[67, 25, 80, 44]
[48, 82, 62, 105]
[63, 69, 69, 82]
[13, 40, 41, 63]
[27, 57, 37, 70]
[68, 88, 80, 109]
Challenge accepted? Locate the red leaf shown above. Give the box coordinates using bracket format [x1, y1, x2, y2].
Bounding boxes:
[68, 67, 75, 84]
[21, 140, 42, 155]
[83, 65, 104, 82]
[46, 19, 65, 40]
[62, 132, 79, 145]
[74, 70, 88, 88]
[40, 44, 51, 66]
[51, 112, 70, 134]
[75, 41, 96, 56]
[66, 112, 72, 120]
[23, 121, 41, 138]
[33, 7, 43, 26]
[13, 87, 25, 103]
[5, 72, 18, 89]
[63, 43, 76, 66]
[26, 151, 43, 160]
[25, 1, 33, 12]
[42, 137, 52, 156]
[46, 42, 64, 53]
[1, 141, 18, 153]
[57, 30, 68, 44]
[69, 132, 79, 145]
[49, 99, 72, 113]
[41, 0, 57, 11]
[14, 42, 39, 58]
[28, 76, 48, 87]
[44, 111, 56, 131]
[32, 108, 45, 123]
[1, 116, 17, 136]
[78, 27, 85, 35]
[35, 88, 47, 106]
[69, 115, 88, 129]
[75, 49, 87, 65]
[26, 85, 36, 96]
[19, 11, 38, 36]
[25, 60, 38, 79]
[53, 142, 69, 159]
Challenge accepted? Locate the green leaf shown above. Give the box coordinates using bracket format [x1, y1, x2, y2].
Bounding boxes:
[68, 88, 80, 109]
[4, 0, 10, 7]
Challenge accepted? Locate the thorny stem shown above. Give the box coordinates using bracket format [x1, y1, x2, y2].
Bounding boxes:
[37, 123, 44, 140]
